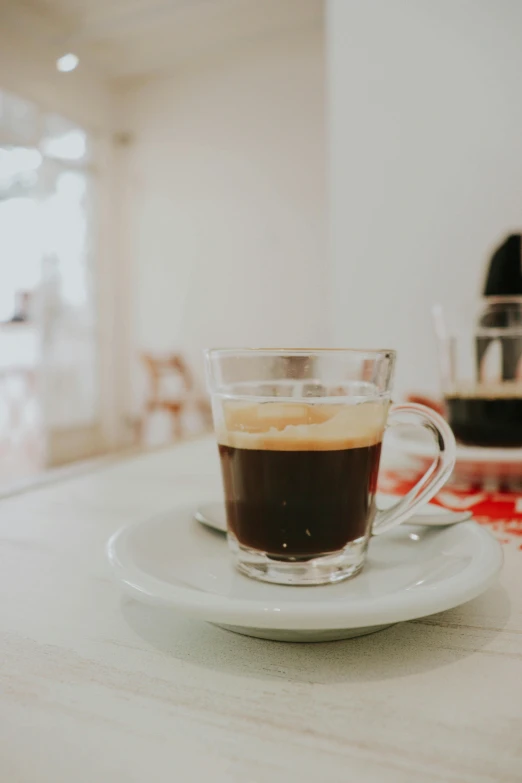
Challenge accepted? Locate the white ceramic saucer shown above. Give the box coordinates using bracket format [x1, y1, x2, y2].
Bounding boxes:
[107, 508, 502, 643]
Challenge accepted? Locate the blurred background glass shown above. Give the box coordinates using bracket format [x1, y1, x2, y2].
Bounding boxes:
[435, 298, 522, 448]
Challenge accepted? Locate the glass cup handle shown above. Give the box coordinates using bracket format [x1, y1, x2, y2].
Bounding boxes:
[372, 403, 456, 536]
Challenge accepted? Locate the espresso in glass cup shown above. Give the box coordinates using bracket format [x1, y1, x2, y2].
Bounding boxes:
[436, 298, 522, 447]
[206, 349, 456, 585]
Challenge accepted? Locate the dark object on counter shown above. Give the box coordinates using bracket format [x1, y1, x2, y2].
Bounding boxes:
[483, 235, 522, 297]
[445, 394, 522, 447]
[8, 291, 31, 323]
[477, 235, 522, 381]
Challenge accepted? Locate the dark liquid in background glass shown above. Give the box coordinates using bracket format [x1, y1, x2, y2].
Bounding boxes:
[446, 396, 522, 447]
[218, 442, 382, 558]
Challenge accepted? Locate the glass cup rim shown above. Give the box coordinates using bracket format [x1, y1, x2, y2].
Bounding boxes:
[441, 327, 522, 339]
[480, 295, 522, 305]
[205, 347, 397, 360]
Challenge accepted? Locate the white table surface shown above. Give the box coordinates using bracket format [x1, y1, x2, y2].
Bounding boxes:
[1, 437, 521, 783]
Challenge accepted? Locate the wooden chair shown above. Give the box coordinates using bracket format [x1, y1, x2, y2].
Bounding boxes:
[141, 353, 211, 442]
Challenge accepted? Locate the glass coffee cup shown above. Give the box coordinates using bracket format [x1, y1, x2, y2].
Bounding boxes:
[206, 349, 456, 586]
[435, 297, 522, 447]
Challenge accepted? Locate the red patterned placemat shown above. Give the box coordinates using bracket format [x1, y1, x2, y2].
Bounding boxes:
[380, 468, 522, 549]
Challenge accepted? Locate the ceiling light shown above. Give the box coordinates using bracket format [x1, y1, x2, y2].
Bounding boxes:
[56, 53, 79, 73]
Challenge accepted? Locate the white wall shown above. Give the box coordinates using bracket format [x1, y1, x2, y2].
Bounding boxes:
[328, 0, 522, 398]
[119, 24, 326, 397]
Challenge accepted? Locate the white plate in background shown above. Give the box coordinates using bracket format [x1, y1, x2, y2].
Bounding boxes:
[387, 427, 522, 465]
[386, 428, 522, 488]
